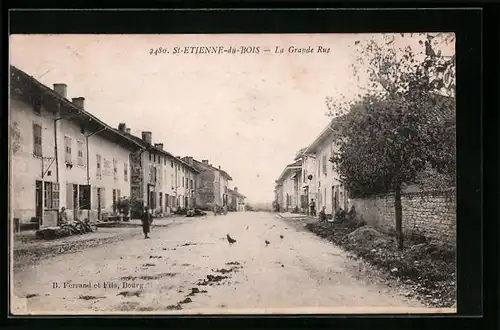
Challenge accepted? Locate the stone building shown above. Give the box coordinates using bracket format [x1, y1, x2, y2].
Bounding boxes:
[10, 65, 143, 228]
[228, 187, 246, 211]
[121, 127, 199, 216]
[182, 157, 232, 209]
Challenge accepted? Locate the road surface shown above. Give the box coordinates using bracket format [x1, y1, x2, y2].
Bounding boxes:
[12, 212, 425, 314]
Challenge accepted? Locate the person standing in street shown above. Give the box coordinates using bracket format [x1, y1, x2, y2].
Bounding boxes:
[309, 199, 316, 217]
[58, 207, 68, 227]
[141, 206, 152, 239]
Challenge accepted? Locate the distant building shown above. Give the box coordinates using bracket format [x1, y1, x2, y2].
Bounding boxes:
[182, 157, 232, 208]
[228, 187, 246, 211]
[294, 147, 317, 213]
[121, 127, 199, 216]
[10, 65, 144, 228]
[275, 160, 302, 212]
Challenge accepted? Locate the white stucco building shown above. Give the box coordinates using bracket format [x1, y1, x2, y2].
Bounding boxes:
[275, 160, 302, 212]
[10, 65, 144, 228]
[302, 117, 349, 216]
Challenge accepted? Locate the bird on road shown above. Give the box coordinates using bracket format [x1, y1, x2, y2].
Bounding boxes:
[226, 234, 237, 245]
[265, 240, 270, 247]
[280, 235, 284, 239]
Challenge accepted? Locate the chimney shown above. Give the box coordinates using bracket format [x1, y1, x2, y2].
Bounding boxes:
[118, 123, 126, 133]
[72, 97, 85, 109]
[141, 131, 152, 144]
[125, 128, 131, 134]
[53, 84, 67, 98]
[218, 165, 221, 170]
[234, 187, 238, 192]
[202, 160, 209, 165]
[154, 143, 163, 150]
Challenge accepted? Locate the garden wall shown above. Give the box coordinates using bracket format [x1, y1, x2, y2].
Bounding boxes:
[350, 189, 456, 246]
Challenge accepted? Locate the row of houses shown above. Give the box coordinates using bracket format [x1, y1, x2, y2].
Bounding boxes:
[274, 116, 349, 216]
[274, 96, 454, 217]
[10, 65, 246, 229]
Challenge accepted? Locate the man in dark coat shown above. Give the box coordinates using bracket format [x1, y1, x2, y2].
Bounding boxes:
[309, 199, 316, 217]
[141, 206, 152, 239]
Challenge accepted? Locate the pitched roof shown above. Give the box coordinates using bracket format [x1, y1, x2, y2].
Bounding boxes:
[275, 160, 302, 183]
[228, 189, 246, 199]
[188, 158, 233, 180]
[304, 93, 455, 154]
[293, 147, 309, 161]
[10, 65, 144, 151]
[125, 134, 199, 173]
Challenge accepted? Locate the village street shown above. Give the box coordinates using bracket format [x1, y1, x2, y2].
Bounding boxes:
[12, 212, 425, 314]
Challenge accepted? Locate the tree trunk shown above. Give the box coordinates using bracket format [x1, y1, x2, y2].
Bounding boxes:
[394, 185, 404, 250]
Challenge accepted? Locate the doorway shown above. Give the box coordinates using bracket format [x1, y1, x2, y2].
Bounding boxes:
[159, 193, 163, 213]
[35, 180, 43, 221]
[334, 189, 339, 213]
[73, 184, 78, 220]
[97, 188, 102, 220]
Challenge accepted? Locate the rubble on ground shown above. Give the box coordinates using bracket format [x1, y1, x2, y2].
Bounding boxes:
[306, 221, 456, 308]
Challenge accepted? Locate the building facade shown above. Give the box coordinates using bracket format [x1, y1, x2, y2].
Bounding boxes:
[124, 128, 199, 216]
[303, 118, 349, 216]
[182, 157, 232, 209]
[228, 187, 246, 212]
[10, 66, 143, 227]
[275, 160, 302, 212]
[294, 148, 318, 213]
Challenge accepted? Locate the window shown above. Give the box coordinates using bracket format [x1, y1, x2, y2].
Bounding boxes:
[154, 154, 156, 162]
[182, 177, 185, 187]
[124, 163, 128, 181]
[64, 136, 72, 163]
[33, 123, 42, 157]
[164, 158, 166, 165]
[44, 182, 60, 209]
[190, 179, 193, 189]
[149, 152, 152, 161]
[158, 156, 161, 165]
[33, 100, 41, 115]
[149, 191, 156, 209]
[322, 155, 327, 175]
[77, 141, 84, 166]
[112, 189, 121, 212]
[166, 194, 170, 207]
[171, 160, 173, 168]
[113, 158, 118, 179]
[96, 154, 102, 178]
[171, 174, 174, 188]
[79, 185, 91, 210]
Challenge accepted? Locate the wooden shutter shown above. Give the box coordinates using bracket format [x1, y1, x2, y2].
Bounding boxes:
[92, 186, 98, 210]
[52, 183, 60, 209]
[100, 187, 106, 209]
[66, 183, 73, 209]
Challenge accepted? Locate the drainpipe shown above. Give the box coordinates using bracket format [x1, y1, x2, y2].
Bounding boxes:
[52, 103, 82, 225]
[85, 128, 106, 221]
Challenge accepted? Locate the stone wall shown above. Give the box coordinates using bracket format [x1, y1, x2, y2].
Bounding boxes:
[350, 189, 456, 246]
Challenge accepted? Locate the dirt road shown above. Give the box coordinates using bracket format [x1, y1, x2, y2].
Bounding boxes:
[12, 212, 426, 314]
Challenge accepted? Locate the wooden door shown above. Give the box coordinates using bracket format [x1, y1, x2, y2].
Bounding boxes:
[35, 180, 43, 218]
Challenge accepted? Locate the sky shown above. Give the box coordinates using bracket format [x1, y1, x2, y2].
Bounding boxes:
[10, 33, 453, 204]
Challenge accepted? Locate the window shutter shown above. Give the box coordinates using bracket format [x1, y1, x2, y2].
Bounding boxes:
[52, 183, 60, 209]
[66, 183, 73, 209]
[92, 186, 98, 210]
[100, 188, 106, 208]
